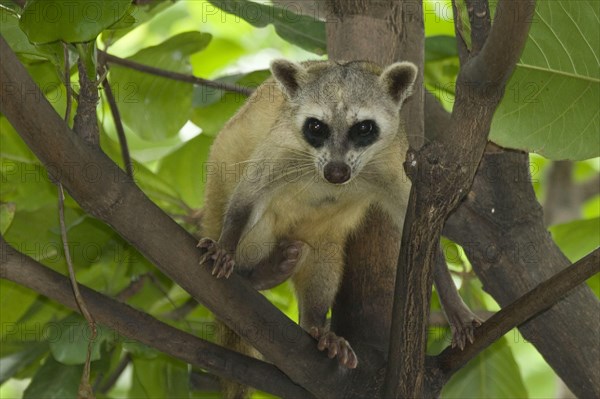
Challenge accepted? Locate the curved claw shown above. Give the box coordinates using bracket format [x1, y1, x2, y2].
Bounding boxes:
[198, 237, 235, 279]
[310, 327, 358, 369]
[450, 314, 483, 350]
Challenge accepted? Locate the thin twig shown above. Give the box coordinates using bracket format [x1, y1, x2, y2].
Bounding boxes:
[99, 64, 134, 178]
[98, 50, 255, 97]
[63, 44, 72, 123]
[97, 353, 132, 394]
[58, 184, 97, 399]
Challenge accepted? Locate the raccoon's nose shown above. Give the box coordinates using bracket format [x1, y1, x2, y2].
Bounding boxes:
[324, 162, 351, 184]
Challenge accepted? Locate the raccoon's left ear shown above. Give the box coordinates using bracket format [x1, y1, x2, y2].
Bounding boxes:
[379, 62, 418, 106]
[270, 59, 308, 98]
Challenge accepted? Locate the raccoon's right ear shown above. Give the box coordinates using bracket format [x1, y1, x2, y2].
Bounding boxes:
[270, 59, 307, 98]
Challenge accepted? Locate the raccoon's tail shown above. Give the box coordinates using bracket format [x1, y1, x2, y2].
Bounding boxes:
[216, 319, 260, 399]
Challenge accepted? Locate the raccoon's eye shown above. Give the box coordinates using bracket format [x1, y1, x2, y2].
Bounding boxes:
[356, 120, 375, 136]
[349, 120, 379, 147]
[307, 118, 327, 135]
[302, 118, 330, 148]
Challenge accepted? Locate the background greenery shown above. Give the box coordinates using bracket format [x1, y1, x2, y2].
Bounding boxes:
[0, 0, 598, 398]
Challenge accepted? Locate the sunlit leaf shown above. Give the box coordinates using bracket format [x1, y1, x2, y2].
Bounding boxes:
[491, 0, 600, 160]
[550, 217, 600, 297]
[442, 338, 529, 398]
[0, 202, 16, 234]
[550, 217, 600, 262]
[157, 134, 213, 209]
[207, 0, 326, 54]
[108, 31, 211, 140]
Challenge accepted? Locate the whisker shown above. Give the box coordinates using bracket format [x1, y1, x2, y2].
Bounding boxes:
[249, 165, 316, 194]
[230, 157, 312, 167]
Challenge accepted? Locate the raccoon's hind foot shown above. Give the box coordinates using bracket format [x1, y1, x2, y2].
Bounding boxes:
[197, 237, 235, 278]
[448, 310, 482, 350]
[244, 240, 305, 290]
[310, 327, 358, 369]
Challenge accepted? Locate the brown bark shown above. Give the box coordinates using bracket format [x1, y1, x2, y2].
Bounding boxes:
[442, 148, 600, 398]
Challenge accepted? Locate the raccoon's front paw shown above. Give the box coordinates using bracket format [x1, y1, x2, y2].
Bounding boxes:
[197, 238, 235, 278]
[310, 327, 358, 369]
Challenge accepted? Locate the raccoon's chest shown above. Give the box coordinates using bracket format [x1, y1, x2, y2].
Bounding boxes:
[268, 181, 370, 241]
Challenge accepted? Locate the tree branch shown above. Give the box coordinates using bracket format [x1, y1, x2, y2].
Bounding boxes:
[0, 237, 313, 399]
[433, 248, 599, 379]
[73, 45, 100, 147]
[385, 1, 535, 397]
[97, 50, 254, 96]
[465, 0, 491, 55]
[0, 35, 347, 399]
[463, 0, 535, 86]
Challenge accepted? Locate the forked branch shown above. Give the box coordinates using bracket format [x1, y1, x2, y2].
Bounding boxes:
[384, 1, 536, 397]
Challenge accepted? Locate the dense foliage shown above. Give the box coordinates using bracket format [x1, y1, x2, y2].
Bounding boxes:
[1, 1, 598, 398]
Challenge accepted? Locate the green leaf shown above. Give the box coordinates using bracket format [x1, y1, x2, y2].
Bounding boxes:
[549, 217, 600, 262]
[0, 202, 16, 234]
[19, 0, 132, 44]
[0, 341, 48, 383]
[0, 116, 37, 163]
[0, 8, 48, 60]
[122, 341, 159, 360]
[549, 217, 600, 297]
[101, 1, 179, 47]
[207, 0, 326, 54]
[425, 35, 458, 62]
[442, 338, 529, 398]
[0, 281, 38, 333]
[157, 134, 213, 209]
[48, 314, 112, 365]
[190, 38, 245, 78]
[490, 0, 600, 160]
[108, 31, 211, 141]
[129, 354, 190, 398]
[23, 355, 82, 399]
[191, 69, 268, 138]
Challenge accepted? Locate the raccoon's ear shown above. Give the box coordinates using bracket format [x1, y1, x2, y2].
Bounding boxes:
[270, 59, 307, 98]
[379, 62, 418, 106]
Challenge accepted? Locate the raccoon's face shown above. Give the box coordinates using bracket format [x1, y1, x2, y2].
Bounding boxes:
[271, 60, 418, 185]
